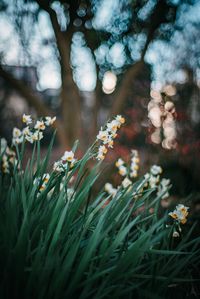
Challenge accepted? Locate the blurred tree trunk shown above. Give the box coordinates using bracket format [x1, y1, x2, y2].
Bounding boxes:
[42, 4, 82, 147]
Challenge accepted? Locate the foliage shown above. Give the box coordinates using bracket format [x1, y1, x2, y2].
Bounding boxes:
[0, 116, 200, 299]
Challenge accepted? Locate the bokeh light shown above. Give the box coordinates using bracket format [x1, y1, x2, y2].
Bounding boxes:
[102, 71, 117, 94]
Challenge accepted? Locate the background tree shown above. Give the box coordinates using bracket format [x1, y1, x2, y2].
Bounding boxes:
[0, 0, 185, 147]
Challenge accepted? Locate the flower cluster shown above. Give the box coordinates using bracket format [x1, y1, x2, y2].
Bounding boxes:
[144, 165, 163, 188]
[115, 150, 140, 179]
[34, 173, 50, 194]
[169, 204, 189, 225]
[143, 165, 171, 200]
[12, 114, 56, 145]
[121, 177, 132, 189]
[115, 158, 127, 176]
[105, 149, 140, 197]
[157, 178, 171, 199]
[130, 150, 139, 178]
[96, 115, 125, 161]
[0, 138, 17, 174]
[53, 150, 76, 172]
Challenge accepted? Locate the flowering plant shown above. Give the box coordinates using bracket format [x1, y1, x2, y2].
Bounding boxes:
[0, 115, 199, 299]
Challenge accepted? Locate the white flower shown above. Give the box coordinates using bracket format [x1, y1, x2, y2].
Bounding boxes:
[115, 158, 124, 168]
[130, 170, 138, 178]
[13, 128, 22, 138]
[106, 120, 119, 132]
[97, 152, 105, 161]
[130, 163, 139, 171]
[98, 145, 107, 154]
[122, 177, 132, 188]
[105, 183, 117, 197]
[173, 231, 180, 238]
[34, 120, 45, 131]
[149, 175, 160, 188]
[150, 165, 162, 176]
[97, 129, 109, 142]
[144, 173, 150, 180]
[157, 178, 171, 199]
[115, 115, 125, 126]
[106, 136, 114, 148]
[43, 173, 50, 183]
[97, 145, 108, 160]
[130, 149, 139, 178]
[23, 126, 30, 136]
[12, 128, 24, 145]
[53, 161, 63, 172]
[25, 133, 34, 144]
[25, 131, 43, 143]
[13, 136, 24, 145]
[160, 178, 170, 188]
[169, 204, 189, 224]
[61, 150, 74, 162]
[118, 165, 127, 176]
[45, 116, 56, 126]
[22, 114, 32, 124]
[32, 131, 43, 141]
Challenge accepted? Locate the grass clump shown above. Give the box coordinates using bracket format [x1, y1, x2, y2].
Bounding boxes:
[0, 115, 199, 299]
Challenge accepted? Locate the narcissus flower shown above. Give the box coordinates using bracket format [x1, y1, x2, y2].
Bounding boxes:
[107, 120, 119, 132]
[169, 204, 189, 224]
[43, 173, 50, 183]
[34, 120, 46, 131]
[173, 231, 180, 238]
[23, 126, 30, 136]
[13, 128, 22, 138]
[97, 129, 109, 142]
[32, 131, 44, 141]
[12, 128, 23, 145]
[116, 115, 125, 126]
[54, 150, 77, 172]
[115, 158, 124, 168]
[150, 165, 162, 176]
[118, 165, 127, 176]
[34, 173, 50, 193]
[97, 146, 107, 160]
[96, 115, 125, 161]
[122, 177, 132, 188]
[61, 151, 75, 162]
[53, 161, 63, 172]
[105, 183, 117, 197]
[22, 114, 32, 124]
[45, 116, 56, 126]
[157, 178, 170, 199]
[130, 150, 139, 178]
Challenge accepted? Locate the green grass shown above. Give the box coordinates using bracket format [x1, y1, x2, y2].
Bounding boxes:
[0, 129, 199, 299]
